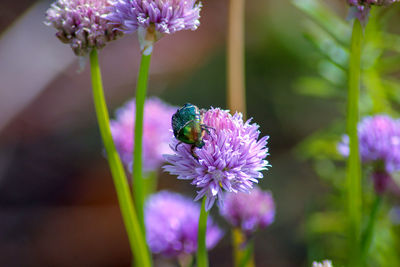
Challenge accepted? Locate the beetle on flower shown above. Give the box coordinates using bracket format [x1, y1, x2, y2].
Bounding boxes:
[171, 103, 213, 160]
[164, 107, 270, 211]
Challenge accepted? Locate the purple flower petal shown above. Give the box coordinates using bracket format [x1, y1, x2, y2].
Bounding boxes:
[145, 191, 223, 258]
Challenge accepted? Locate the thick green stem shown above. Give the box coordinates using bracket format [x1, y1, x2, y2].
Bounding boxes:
[132, 53, 152, 232]
[89, 49, 152, 267]
[360, 195, 382, 264]
[197, 197, 209, 267]
[346, 19, 363, 266]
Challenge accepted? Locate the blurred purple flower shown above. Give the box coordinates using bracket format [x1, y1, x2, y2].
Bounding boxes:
[220, 187, 275, 236]
[110, 97, 177, 173]
[45, 0, 123, 56]
[107, 0, 202, 35]
[145, 191, 223, 258]
[312, 260, 333, 267]
[347, 0, 399, 24]
[163, 107, 270, 211]
[338, 115, 400, 193]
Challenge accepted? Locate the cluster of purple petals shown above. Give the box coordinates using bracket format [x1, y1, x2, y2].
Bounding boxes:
[163, 107, 270, 211]
[45, 0, 123, 56]
[107, 0, 202, 34]
[110, 97, 177, 173]
[348, 0, 399, 23]
[338, 115, 400, 173]
[338, 115, 400, 193]
[145, 191, 223, 257]
[220, 187, 275, 235]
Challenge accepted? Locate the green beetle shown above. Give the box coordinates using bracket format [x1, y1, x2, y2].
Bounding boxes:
[172, 103, 211, 159]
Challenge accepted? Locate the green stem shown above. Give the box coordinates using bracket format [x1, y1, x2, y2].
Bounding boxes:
[238, 241, 254, 267]
[360, 195, 382, 264]
[197, 197, 209, 267]
[346, 19, 363, 266]
[143, 171, 158, 201]
[132, 53, 152, 232]
[89, 49, 152, 267]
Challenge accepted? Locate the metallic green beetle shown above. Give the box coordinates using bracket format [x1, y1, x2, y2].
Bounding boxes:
[172, 103, 211, 159]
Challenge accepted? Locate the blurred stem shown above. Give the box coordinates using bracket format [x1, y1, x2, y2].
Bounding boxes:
[133, 53, 152, 232]
[346, 19, 363, 266]
[365, 69, 390, 113]
[232, 228, 255, 267]
[227, 0, 246, 117]
[360, 195, 382, 264]
[89, 49, 152, 267]
[143, 171, 158, 200]
[197, 197, 209, 267]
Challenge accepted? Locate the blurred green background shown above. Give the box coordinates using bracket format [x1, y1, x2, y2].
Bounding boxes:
[1, 0, 400, 266]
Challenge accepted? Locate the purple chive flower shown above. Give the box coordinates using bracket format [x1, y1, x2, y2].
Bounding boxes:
[347, 0, 399, 24]
[312, 260, 333, 267]
[163, 107, 270, 211]
[110, 97, 177, 173]
[45, 0, 123, 56]
[107, 0, 201, 34]
[338, 115, 400, 193]
[145, 191, 223, 258]
[107, 0, 202, 54]
[220, 187, 275, 236]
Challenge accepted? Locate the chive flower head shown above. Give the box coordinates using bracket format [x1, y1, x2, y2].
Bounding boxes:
[145, 191, 223, 257]
[107, 0, 202, 34]
[107, 0, 202, 54]
[348, 0, 399, 23]
[220, 187, 275, 236]
[45, 0, 122, 56]
[338, 115, 400, 193]
[163, 107, 270, 211]
[111, 97, 177, 173]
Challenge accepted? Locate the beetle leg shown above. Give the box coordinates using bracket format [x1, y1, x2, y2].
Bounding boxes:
[201, 124, 215, 142]
[190, 144, 199, 161]
[175, 141, 183, 152]
[201, 124, 215, 134]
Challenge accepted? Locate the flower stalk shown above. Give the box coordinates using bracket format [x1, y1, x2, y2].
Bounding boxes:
[360, 195, 383, 264]
[346, 19, 363, 266]
[89, 49, 151, 267]
[197, 197, 209, 267]
[133, 52, 152, 231]
[227, 0, 246, 117]
[142, 171, 158, 200]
